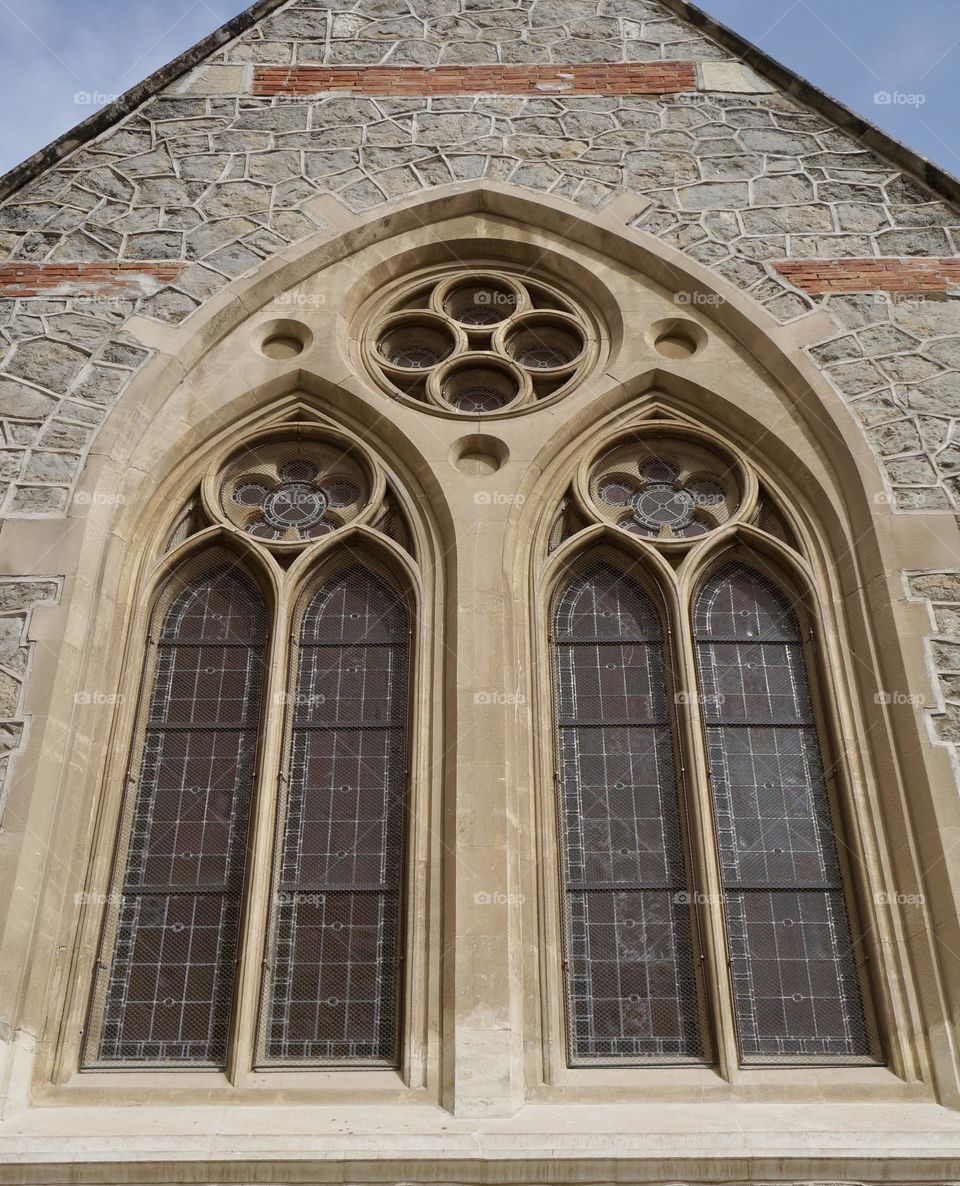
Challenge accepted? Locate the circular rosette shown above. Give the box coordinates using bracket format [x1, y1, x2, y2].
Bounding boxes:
[217, 435, 371, 546]
[586, 431, 746, 545]
[360, 264, 599, 413]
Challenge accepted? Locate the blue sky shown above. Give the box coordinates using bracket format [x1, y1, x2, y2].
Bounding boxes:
[0, 0, 958, 179]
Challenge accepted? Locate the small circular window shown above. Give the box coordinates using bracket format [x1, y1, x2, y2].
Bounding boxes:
[362, 266, 599, 416]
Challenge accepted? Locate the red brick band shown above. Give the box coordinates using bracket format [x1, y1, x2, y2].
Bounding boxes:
[775, 259, 960, 294]
[253, 63, 698, 97]
[0, 262, 183, 297]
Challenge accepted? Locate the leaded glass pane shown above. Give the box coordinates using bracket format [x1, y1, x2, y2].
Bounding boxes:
[86, 561, 267, 1066]
[552, 560, 703, 1063]
[261, 566, 409, 1065]
[695, 563, 872, 1061]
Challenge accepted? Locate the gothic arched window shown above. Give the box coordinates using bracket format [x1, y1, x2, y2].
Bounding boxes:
[552, 558, 705, 1063]
[82, 424, 417, 1073]
[547, 420, 879, 1068]
[260, 564, 410, 1065]
[85, 555, 268, 1066]
[694, 563, 870, 1060]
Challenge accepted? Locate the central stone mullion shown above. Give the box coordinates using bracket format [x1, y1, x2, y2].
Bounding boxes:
[440, 469, 525, 1118]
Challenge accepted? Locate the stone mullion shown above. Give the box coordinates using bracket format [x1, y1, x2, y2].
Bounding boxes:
[670, 584, 742, 1082]
[227, 589, 290, 1083]
[441, 486, 525, 1117]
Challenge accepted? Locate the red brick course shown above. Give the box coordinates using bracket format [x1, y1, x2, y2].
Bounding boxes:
[0, 262, 183, 297]
[253, 63, 698, 97]
[774, 259, 960, 294]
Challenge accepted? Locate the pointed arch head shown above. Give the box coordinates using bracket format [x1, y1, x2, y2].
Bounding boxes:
[553, 552, 665, 644]
[158, 553, 269, 646]
[694, 561, 804, 644]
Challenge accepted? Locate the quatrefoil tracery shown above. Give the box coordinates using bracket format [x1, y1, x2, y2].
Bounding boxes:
[362, 266, 598, 416]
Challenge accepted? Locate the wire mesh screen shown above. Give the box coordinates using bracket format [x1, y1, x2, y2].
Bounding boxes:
[505, 322, 583, 369]
[694, 563, 871, 1061]
[378, 322, 455, 369]
[442, 279, 518, 325]
[260, 565, 409, 1065]
[85, 559, 267, 1067]
[441, 365, 518, 413]
[552, 558, 703, 1063]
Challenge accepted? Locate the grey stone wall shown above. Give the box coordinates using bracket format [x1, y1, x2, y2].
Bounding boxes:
[0, 1, 958, 516]
[908, 571, 960, 752]
[1, 0, 960, 810]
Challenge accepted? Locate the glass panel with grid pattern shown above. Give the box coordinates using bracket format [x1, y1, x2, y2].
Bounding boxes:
[552, 559, 703, 1063]
[694, 563, 872, 1061]
[261, 565, 409, 1064]
[85, 560, 267, 1066]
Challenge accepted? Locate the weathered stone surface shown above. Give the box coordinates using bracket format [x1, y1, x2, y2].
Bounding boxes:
[4, 340, 88, 394]
[124, 231, 184, 260]
[0, 379, 57, 419]
[905, 373, 960, 416]
[199, 181, 273, 218]
[0, 580, 59, 611]
[0, 671, 19, 717]
[22, 450, 80, 482]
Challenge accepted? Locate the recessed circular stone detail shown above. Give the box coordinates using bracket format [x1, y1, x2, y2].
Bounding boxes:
[647, 317, 707, 359]
[258, 318, 313, 360]
[262, 335, 304, 360]
[449, 433, 510, 475]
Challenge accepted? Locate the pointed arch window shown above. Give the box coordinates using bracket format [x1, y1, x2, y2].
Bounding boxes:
[260, 563, 410, 1065]
[551, 557, 704, 1063]
[85, 555, 268, 1066]
[694, 563, 870, 1060]
[546, 421, 880, 1068]
[82, 423, 420, 1074]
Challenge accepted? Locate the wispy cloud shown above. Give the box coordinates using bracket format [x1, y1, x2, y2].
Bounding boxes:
[0, 0, 245, 174]
[0, 0, 958, 178]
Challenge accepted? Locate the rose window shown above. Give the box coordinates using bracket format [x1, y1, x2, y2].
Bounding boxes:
[362, 267, 598, 415]
[218, 437, 369, 546]
[586, 432, 744, 544]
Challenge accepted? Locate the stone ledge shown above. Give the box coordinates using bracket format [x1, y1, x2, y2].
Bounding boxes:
[3, 1098, 960, 1184]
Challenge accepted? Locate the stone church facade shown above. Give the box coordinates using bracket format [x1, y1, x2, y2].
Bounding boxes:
[1, 0, 960, 1180]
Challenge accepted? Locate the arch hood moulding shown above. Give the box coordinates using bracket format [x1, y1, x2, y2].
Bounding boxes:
[2, 2, 960, 1185]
